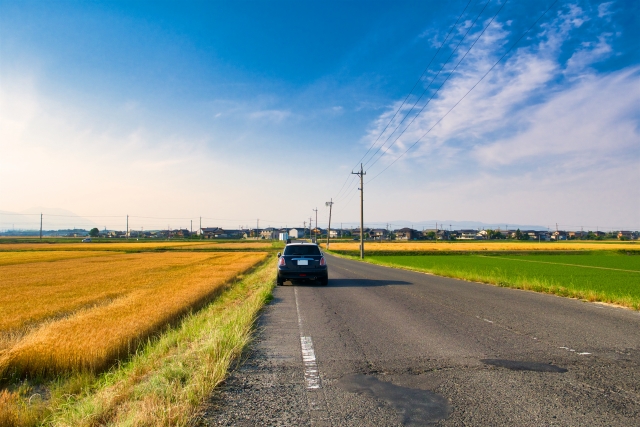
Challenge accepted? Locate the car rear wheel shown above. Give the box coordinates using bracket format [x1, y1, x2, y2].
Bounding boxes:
[276, 276, 284, 286]
[319, 276, 328, 286]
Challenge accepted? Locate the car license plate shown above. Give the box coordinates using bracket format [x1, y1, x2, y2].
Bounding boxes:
[297, 259, 308, 266]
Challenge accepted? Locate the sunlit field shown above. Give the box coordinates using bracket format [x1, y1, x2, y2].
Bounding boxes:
[0, 251, 268, 376]
[0, 241, 214, 251]
[366, 253, 640, 310]
[0, 250, 124, 266]
[324, 240, 639, 252]
[175, 242, 277, 250]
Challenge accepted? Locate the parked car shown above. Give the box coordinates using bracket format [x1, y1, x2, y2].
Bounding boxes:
[276, 242, 328, 286]
[81, 238, 92, 243]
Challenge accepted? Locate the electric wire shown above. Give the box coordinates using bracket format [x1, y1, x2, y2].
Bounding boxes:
[365, 0, 506, 171]
[356, 0, 476, 169]
[332, 0, 474, 201]
[366, 0, 559, 183]
[362, 0, 491, 169]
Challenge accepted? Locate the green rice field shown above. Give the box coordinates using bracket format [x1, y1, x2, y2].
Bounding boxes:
[365, 252, 640, 310]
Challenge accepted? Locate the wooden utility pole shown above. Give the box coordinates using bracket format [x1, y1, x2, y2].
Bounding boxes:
[126, 215, 129, 240]
[199, 216, 202, 239]
[190, 219, 193, 237]
[325, 199, 333, 248]
[352, 164, 366, 259]
[312, 208, 318, 243]
[39, 213, 42, 240]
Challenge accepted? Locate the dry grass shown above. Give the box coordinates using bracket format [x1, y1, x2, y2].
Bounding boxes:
[0, 251, 268, 377]
[176, 242, 275, 249]
[323, 241, 639, 252]
[0, 250, 124, 266]
[0, 255, 276, 427]
[0, 241, 211, 252]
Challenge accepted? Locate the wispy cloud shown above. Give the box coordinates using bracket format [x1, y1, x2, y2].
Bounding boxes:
[248, 109, 291, 122]
[359, 3, 639, 225]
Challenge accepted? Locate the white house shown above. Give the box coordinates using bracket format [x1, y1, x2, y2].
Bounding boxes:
[289, 228, 306, 239]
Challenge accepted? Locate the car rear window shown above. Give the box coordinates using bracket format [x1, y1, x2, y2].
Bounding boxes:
[284, 245, 321, 256]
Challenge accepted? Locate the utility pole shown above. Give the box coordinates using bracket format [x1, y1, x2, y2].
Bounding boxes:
[309, 217, 312, 241]
[312, 208, 318, 243]
[325, 199, 333, 248]
[304, 221, 306, 239]
[257, 219, 259, 239]
[39, 213, 42, 241]
[191, 220, 193, 237]
[199, 216, 202, 239]
[126, 215, 129, 240]
[352, 163, 366, 259]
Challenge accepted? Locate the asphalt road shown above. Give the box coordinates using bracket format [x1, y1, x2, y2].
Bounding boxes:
[200, 253, 640, 426]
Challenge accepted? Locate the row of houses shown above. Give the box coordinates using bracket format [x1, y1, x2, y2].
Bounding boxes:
[84, 226, 640, 241]
[346, 228, 639, 241]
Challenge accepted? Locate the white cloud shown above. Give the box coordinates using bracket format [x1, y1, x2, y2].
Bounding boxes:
[360, 5, 640, 227]
[473, 67, 639, 166]
[248, 109, 291, 122]
[597, 2, 614, 18]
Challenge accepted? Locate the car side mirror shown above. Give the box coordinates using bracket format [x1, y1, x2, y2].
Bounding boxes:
[277, 252, 281, 258]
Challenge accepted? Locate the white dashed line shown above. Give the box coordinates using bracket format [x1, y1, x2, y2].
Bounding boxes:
[559, 346, 592, 355]
[300, 336, 321, 389]
[294, 288, 322, 390]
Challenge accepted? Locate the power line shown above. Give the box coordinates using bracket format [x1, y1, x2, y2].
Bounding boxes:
[332, 0, 474, 201]
[362, 0, 492, 169]
[365, 0, 506, 172]
[367, 0, 560, 184]
[356, 0, 476, 170]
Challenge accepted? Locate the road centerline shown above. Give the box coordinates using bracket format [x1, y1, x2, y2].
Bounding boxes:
[294, 287, 332, 426]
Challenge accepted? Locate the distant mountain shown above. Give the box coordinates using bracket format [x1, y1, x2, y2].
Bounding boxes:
[0, 207, 99, 231]
[376, 220, 550, 231]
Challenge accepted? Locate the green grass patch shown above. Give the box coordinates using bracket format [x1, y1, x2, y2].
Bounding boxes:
[347, 252, 640, 310]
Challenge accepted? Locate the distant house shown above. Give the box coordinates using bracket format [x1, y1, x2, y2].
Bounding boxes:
[352, 228, 371, 239]
[395, 228, 418, 240]
[618, 231, 634, 240]
[551, 231, 567, 241]
[261, 227, 278, 239]
[370, 229, 389, 240]
[289, 228, 306, 239]
[200, 227, 224, 239]
[458, 230, 481, 240]
[437, 230, 450, 240]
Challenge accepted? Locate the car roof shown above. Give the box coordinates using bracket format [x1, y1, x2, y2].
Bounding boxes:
[285, 242, 318, 246]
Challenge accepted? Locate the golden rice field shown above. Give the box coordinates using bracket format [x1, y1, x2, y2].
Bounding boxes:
[323, 240, 639, 252]
[0, 250, 124, 266]
[0, 241, 213, 251]
[175, 242, 275, 249]
[0, 250, 268, 377]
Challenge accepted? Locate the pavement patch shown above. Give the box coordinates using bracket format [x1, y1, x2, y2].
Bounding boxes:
[336, 374, 450, 425]
[481, 359, 568, 373]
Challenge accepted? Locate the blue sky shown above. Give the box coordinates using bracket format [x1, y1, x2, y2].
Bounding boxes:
[1, 0, 638, 231]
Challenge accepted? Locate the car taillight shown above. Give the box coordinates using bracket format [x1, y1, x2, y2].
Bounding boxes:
[278, 257, 286, 266]
[319, 257, 326, 266]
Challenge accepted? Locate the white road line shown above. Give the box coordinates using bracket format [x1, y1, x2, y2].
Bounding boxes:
[294, 288, 322, 390]
[300, 336, 321, 389]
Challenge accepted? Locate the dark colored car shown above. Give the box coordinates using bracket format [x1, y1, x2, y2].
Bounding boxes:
[276, 242, 328, 286]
